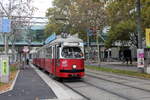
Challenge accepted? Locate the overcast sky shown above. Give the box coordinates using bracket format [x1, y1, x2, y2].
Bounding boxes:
[33, 0, 53, 17]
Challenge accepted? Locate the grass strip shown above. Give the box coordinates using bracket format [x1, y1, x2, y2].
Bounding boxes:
[86, 65, 150, 79]
[0, 82, 4, 86]
[10, 64, 18, 72]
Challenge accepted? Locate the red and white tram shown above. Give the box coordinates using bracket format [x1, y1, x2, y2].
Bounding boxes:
[32, 34, 84, 78]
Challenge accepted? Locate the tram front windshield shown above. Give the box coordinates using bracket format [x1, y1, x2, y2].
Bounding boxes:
[61, 47, 83, 58]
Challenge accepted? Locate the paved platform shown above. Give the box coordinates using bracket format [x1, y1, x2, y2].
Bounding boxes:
[0, 65, 57, 100]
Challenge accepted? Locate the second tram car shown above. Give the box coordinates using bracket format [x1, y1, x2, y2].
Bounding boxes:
[32, 34, 85, 78]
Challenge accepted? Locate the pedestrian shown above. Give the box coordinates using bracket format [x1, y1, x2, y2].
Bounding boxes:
[104, 50, 108, 62]
[119, 49, 125, 63]
[128, 49, 132, 64]
[26, 58, 29, 65]
[119, 49, 122, 60]
[123, 48, 132, 64]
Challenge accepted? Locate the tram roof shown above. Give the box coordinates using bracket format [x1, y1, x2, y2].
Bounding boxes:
[36, 34, 83, 51]
[48, 34, 83, 45]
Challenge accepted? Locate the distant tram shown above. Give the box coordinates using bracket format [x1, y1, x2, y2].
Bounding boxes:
[32, 34, 85, 78]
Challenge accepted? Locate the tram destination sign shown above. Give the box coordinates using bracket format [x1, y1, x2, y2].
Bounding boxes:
[63, 42, 79, 46]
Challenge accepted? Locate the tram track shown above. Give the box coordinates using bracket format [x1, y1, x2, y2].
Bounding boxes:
[86, 70, 138, 82]
[86, 73, 150, 94]
[82, 80, 131, 100]
[62, 79, 131, 100]
[62, 81, 91, 100]
[61, 71, 150, 100]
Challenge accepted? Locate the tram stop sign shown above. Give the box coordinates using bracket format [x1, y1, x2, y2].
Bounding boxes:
[0, 55, 9, 83]
[23, 46, 29, 53]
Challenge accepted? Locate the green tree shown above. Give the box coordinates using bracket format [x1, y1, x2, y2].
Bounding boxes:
[45, 0, 107, 41]
[45, 0, 73, 36]
[105, 0, 150, 48]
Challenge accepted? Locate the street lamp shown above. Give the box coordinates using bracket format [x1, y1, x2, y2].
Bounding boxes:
[136, 0, 144, 73]
[136, 0, 142, 49]
[96, 29, 101, 67]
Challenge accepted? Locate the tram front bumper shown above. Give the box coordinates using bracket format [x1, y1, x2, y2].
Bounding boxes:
[58, 69, 84, 78]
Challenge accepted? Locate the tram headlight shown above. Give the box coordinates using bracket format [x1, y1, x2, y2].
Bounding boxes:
[72, 65, 77, 69]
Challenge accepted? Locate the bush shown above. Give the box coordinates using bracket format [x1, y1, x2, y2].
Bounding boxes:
[10, 63, 19, 72]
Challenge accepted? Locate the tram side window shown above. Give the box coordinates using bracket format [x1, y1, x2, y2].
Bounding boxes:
[46, 47, 52, 58]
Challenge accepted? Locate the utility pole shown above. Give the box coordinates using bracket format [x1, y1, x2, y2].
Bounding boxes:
[96, 29, 100, 67]
[87, 31, 90, 64]
[136, 0, 144, 72]
[136, 0, 142, 49]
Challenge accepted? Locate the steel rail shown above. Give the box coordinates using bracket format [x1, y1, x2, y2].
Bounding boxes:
[86, 73, 150, 94]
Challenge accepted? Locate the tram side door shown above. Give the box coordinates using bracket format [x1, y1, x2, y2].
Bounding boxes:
[53, 46, 56, 75]
[53, 45, 57, 75]
[53, 45, 60, 76]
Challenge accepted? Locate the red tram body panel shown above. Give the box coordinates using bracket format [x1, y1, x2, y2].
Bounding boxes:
[57, 59, 84, 78]
[32, 34, 85, 78]
[45, 59, 52, 73]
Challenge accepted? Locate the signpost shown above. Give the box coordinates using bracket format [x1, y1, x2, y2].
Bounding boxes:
[0, 17, 11, 83]
[0, 55, 9, 83]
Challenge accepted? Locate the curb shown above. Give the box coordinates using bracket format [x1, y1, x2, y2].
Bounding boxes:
[0, 70, 20, 94]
